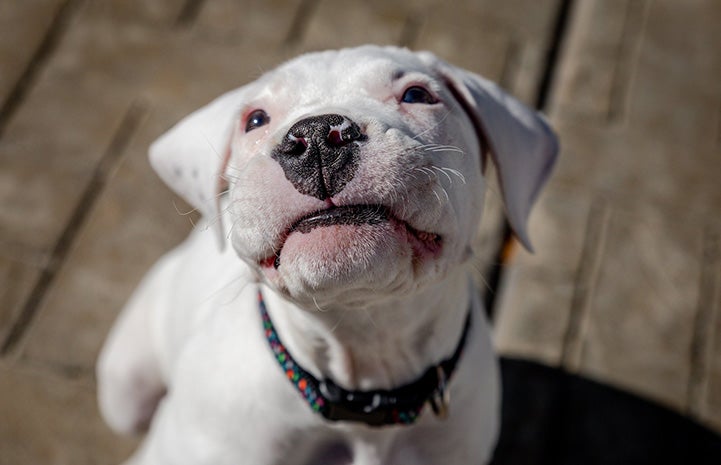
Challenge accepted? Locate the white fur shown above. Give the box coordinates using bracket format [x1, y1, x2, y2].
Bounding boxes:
[97, 46, 557, 465]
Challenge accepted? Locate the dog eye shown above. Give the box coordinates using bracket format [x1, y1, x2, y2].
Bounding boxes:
[401, 86, 438, 104]
[245, 109, 270, 132]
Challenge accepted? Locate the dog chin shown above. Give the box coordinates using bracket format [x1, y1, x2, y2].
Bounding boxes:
[257, 221, 441, 306]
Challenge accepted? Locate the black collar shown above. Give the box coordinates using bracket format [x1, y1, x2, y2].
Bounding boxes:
[259, 290, 472, 427]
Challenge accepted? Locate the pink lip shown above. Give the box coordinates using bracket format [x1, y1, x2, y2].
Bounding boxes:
[259, 204, 442, 269]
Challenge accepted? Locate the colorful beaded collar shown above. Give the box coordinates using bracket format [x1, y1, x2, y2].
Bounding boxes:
[258, 290, 472, 427]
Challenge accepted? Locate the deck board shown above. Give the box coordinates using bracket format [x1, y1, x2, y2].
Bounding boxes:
[495, 0, 721, 430]
[0, 362, 137, 465]
[0, 0, 66, 115]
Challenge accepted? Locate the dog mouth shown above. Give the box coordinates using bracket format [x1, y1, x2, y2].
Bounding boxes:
[260, 204, 442, 269]
[291, 204, 391, 233]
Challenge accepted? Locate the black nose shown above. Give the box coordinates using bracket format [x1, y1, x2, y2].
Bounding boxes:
[271, 114, 365, 200]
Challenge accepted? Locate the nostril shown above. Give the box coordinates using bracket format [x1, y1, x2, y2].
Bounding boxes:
[327, 124, 364, 147]
[290, 140, 307, 156]
[327, 130, 343, 146]
[284, 135, 308, 156]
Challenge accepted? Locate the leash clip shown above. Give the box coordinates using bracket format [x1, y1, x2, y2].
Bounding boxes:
[428, 365, 450, 420]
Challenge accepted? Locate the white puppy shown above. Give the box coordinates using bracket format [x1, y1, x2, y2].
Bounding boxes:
[97, 45, 557, 465]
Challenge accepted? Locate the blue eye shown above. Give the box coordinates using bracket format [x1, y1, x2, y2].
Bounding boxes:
[245, 109, 270, 132]
[401, 86, 438, 104]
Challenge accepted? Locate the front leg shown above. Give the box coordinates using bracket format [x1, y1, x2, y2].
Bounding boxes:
[97, 255, 176, 434]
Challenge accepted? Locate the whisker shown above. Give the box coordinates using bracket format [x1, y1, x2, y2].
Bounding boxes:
[312, 297, 329, 313]
[432, 166, 453, 185]
[424, 144, 466, 155]
[330, 310, 348, 334]
[200, 132, 223, 162]
[439, 186, 450, 203]
[415, 166, 437, 181]
[469, 262, 494, 294]
[433, 146, 465, 152]
[173, 201, 200, 217]
[431, 189, 442, 206]
[441, 167, 466, 184]
[201, 271, 252, 307]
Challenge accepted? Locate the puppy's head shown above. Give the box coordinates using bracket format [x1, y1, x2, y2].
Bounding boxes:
[150, 46, 557, 307]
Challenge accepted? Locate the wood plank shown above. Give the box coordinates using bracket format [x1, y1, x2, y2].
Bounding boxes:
[193, 0, 302, 45]
[84, 0, 187, 25]
[0, 362, 137, 465]
[627, 0, 721, 146]
[0, 16, 168, 266]
[417, 0, 561, 103]
[494, 186, 591, 365]
[0, 0, 65, 111]
[497, 0, 721, 432]
[19, 110, 192, 370]
[416, 11, 511, 83]
[696, 228, 721, 431]
[551, 0, 644, 121]
[298, 0, 408, 51]
[579, 207, 703, 411]
[0, 258, 41, 347]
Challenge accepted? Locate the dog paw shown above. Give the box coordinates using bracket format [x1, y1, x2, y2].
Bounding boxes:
[98, 370, 166, 434]
[97, 354, 166, 434]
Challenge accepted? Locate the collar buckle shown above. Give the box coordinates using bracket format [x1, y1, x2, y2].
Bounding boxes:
[319, 378, 400, 426]
[427, 365, 451, 419]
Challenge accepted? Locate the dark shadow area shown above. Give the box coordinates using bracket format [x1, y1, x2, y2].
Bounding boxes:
[491, 357, 721, 465]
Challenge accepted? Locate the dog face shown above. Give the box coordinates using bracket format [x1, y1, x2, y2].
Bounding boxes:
[226, 48, 485, 305]
[149, 46, 558, 308]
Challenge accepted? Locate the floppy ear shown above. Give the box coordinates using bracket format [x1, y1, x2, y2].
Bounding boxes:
[420, 54, 559, 251]
[149, 87, 248, 248]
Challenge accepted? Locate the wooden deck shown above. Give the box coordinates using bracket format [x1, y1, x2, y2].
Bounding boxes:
[0, 0, 719, 463]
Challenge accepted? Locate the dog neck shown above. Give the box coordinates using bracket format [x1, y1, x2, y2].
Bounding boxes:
[262, 268, 473, 391]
